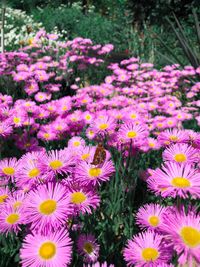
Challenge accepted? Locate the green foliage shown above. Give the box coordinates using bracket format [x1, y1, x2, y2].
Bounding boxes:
[32, 5, 127, 49]
[166, 10, 200, 68]
[0, 233, 21, 267]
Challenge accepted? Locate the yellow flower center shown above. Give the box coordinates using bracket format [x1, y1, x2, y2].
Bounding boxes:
[13, 201, 22, 209]
[130, 114, 137, 119]
[88, 130, 94, 136]
[169, 135, 178, 141]
[28, 168, 40, 178]
[85, 115, 91, 120]
[2, 167, 15, 176]
[62, 106, 68, 111]
[81, 153, 90, 160]
[142, 247, 159, 262]
[180, 226, 200, 248]
[39, 242, 56, 260]
[99, 123, 108, 130]
[39, 199, 57, 215]
[83, 242, 94, 254]
[71, 192, 87, 204]
[44, 133, 50, 139]
[174, 153, 187, 163]
[89, 168, 102, 178]
[13, 117, 21, 124]
[25, 142, 31, 147]
[149, 142, 155, 148]
[0, 194, 8, 203]
[157, 123, 163, 128]
[6, 213, 19, 224]
[49, 160, 63, 170]
[73, 141, 80, 147]
[148, 216, 160, 227]
[56, 126, 63, 131]
[127, 131, 137, 138]
[171, 177, 190, 188]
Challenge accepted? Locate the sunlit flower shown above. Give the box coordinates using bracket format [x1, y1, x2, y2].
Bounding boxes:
[20, 229, 72, 267]
[24, 182, 71, 232]
[123, 231, 172, 266]
[147, 162, 200, 199]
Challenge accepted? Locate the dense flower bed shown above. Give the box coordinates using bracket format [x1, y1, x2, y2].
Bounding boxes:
[0, 31, 200, 266]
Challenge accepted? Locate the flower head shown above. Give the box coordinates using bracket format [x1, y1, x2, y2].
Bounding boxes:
[20, 229, 72, 267]
[24, 182, 71, 233]
[77, 234, 100, 263]
[147, 162, 200, 199]
[161, 209, 200, 266]
[123, 231, 172, 266]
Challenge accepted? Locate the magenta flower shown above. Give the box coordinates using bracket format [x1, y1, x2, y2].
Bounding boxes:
[75, 160, 115, 187]
[77, 234, 100, 263]
[136, 204, 169, 232]
[124, 231, 172, 266]
[163, 143, 199, 164]
[20, 229, 72, 267]
[147, 162, 200, 199]
[24, 182, 72, 232]
[0, 204, 26, 234]
[38, 149, 75, 178]
[0, 158, 20, 182]
[161, 209, 200, 266]
[67, 184, 100, 215]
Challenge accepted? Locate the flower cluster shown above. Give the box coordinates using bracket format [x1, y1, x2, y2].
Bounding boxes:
[0, 30, 200, 266]
[124, 132, 200, 266]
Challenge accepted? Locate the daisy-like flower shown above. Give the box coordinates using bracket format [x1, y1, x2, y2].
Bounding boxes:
[0, 187, 10, 205]
[0, 121, 13, 138]
[118, 123, 148, 144]
[147, 162, 200, 199]
[67, 184, 100, 215]
[20, 229, 72, 267]
[147, 137, 161, 150]
[77, 234, 100, 263]
[91, 115, 116, 136]
[163, 143, 199, 164]
[161, 209, 200, 266]
[75, 160, 115, 186]
[76, 146, 94, 163]
[158, 129, 189, 146]
[136, 204, 169, 231]
[0, 204, 25, 234]
[0, 158, 20, 182]
[38, 149, 75, 178]
[17, 155, 44, 188]
[24, 182, 71, 232]
[7, 190, 26, 210]
[68, 136, 86, 150]
[123, 231, 172, 267]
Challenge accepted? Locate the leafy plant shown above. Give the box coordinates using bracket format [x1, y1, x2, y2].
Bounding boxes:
[156, 8, 200, 68]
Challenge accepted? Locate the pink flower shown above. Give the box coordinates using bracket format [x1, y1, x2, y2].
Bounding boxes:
[123, 231, 172, 266]
[77, 234, 100, 263]
[147, 162, 200, 199]
[161, 209, 200, 266]
[20, 229, 72, 267]
[24, 182, 72, 233]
